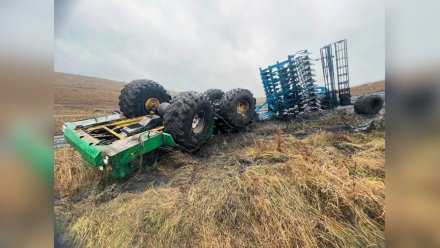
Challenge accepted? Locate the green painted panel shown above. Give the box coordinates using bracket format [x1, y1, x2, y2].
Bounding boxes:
[109, 132, 176, 177]
[63, 123, 103, 167]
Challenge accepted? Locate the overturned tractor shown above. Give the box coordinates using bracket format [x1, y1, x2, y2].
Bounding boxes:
[62, 79, 256, 177]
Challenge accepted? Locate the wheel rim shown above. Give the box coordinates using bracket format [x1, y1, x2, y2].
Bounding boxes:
[192, 111, 205, 134]
[145, 97, 160, 111]
[236, 101, 249, 115]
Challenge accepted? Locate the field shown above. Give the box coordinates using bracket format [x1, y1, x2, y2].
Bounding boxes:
[54, 72, 123, 133]
[54, 73, 385, 247]
[350, 80, 385, 96]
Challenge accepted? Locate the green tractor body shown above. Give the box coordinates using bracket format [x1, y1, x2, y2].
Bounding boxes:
[63, 113, 214, 178]
[62, 80, 254, 178]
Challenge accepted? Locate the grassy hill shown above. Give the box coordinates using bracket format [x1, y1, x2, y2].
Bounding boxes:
[54, 72, 385, 247]
[54, 72, 123, 133]
[351, 80, 385, 96]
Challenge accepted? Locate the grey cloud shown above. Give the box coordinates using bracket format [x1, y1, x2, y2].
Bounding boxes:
[55, 0, 384, 97]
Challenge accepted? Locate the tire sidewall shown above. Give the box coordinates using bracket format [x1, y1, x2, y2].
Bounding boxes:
[135, 89, 167, 116]
[224, 90, 256, 127]
[163, 92, 214, 150]
[185, 100, 212, 144]
[119, 80, 171, 118]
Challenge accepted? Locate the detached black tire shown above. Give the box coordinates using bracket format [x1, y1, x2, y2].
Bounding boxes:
[354, 94, 384, 115]
[163, 92, 214, 150]
[204, 89, 225, 103]
[119, 79, 171, 118]
[219, 88, 256, 128]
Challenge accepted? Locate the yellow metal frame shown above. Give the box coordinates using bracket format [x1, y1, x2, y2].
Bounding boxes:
[151, 126, 164, 132]
[102, 126, 125, 140]
[84, 115, 165, 141]
[86, 116, 145, 132]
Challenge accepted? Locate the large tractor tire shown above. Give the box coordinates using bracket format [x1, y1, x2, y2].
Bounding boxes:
[163, 92, 214, 150]
[119, 79, 171, 118]
[354, 94, 384, 115]
[204, 89, 225, 103]
[219, 88, 256, 128]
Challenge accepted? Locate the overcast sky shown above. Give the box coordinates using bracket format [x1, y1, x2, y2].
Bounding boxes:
[55, 0, 384, 97]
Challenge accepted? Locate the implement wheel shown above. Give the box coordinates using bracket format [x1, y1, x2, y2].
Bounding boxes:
[119, 79, 171, 118]
[163, 92, 214, 150]
[219, 88, 256, 128]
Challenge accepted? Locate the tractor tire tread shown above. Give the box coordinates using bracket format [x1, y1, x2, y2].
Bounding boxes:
[354, 94, 384, 115]
[163, 91, 214, 150]
[204, 89, 225, 103]
[118, 79, 171, 118]
[219, 88, 256, 128]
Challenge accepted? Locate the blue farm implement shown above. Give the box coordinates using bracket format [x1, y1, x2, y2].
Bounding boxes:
[258, 50, 320, 120]
[257, 39, 351, 120]
[320, 39, 351, 108]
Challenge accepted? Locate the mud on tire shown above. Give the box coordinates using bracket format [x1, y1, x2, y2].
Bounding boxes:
[204, 89, 225, 103]
[354, 94, 384, 115]
[119, 79, 171, 118]
[163, 92, 214, 150]
[219, 88, 256, 128]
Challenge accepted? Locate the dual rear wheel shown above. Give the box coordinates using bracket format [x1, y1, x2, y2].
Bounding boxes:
[119, 80, 255, 150]
[163, 91, 213, 150]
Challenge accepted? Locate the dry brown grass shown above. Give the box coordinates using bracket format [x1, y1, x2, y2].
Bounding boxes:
[54, 73, 385, 247]
[351, 80, 385, 96]
[54, 147, 107, 197]
[61, 129, 384, 247]
[54, 72, 123, 133]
